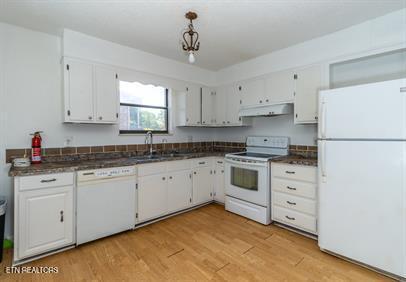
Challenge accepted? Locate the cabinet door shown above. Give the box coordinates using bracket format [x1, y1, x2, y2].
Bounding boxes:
[214, 164, 225, 203]
[167, 170, 192, 212]
[138, 174, 167, 222]
[192, 166, 213, 205]
[227, 85, 243, 125]
[214, 85, 227, 126]
[64, 59, 94, 122]
[95, 66, 119, 123]
[239, 79, 265, 108]
[294, 65, 322, 124]
[18, 186, 73, 259]
[201, 87, 214, 126]
[185, 85, 202, 126]
[265, 69, 295, 104]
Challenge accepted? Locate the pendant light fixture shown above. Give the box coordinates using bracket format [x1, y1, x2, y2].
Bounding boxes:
[182, 11, 200, 64]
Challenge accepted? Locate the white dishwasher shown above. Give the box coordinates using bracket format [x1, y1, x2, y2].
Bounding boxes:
[76, 166, 136, 245]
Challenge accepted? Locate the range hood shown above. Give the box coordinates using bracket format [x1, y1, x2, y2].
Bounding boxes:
[239, 103, 293, 117]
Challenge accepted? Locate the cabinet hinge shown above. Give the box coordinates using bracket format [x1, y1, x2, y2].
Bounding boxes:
[294, 74, 298, 80]
[115, 73, 118, 79]
[186, 87, 189, 91]
[240, 100, 242, 105]
[189, 173, 192, 179]
[66, 64, 69, 71]
[116, 113, 119, 118]
[136, 213, 138, 219]
[190, 198, 192, 203]
[67, 110, 71, 116]
[295, 114, 298, 118]
[136, 183, 138, 189]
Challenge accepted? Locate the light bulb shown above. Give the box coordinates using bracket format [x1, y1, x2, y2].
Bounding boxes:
[188, 51, 195, 64]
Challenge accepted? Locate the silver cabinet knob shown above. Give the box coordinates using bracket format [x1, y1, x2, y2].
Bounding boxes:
[99, 116, 103, 120]
[162, 177, 166, 180]
[88, 116, 92, 120]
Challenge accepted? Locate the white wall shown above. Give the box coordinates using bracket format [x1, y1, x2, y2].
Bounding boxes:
[213, 8, 406, 144]
[0, 23, 215, 238]
[63, 29, 216, 87]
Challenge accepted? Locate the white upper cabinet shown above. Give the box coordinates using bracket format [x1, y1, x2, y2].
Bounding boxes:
[185, 85, 202, 126]
[64, 59, 94, 122]
[213, 85, 227, 126]
[239, 79, 265, 108]
[265, 69, 295, 104]
[63, 57, 119, 124]
[201, 87, 215, 126]
[227, 84, 245, 125]
[294, 64, 323, 124]
[94, 66, 119, 123]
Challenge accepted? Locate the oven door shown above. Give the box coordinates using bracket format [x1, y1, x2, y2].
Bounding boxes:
[225, 158, 269, 207]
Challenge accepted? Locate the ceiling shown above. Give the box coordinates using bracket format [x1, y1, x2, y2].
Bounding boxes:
[0, 0, 405, 70]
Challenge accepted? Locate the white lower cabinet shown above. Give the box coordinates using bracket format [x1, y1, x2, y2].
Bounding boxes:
[138, 173, 168, 222]
[271, 163, 318, 235]
[14, 173, 74, 262]
[192, 159, 214, 205]
[213, 159, 225, 203]
[167, 170, 192, 213]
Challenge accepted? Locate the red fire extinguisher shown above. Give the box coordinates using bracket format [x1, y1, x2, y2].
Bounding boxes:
[30, 131, 43, 164]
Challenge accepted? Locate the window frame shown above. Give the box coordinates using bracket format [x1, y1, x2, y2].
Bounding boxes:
[119, 87, 169, 134]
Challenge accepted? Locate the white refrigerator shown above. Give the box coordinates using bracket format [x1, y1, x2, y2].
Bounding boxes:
[318, 78, 406, 278]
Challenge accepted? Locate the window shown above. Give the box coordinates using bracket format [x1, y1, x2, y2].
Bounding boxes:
[119, 81, 169, 134]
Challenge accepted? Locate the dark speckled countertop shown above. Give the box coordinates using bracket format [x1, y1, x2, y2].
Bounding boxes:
[9, 152, 227, 177]
[271, 155, 318, 167]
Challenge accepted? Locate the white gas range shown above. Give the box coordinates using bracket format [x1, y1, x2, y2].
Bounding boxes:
[224, 136, 289, 224]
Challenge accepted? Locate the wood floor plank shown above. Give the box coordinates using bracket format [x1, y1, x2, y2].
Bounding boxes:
[0, 203, 394, 281]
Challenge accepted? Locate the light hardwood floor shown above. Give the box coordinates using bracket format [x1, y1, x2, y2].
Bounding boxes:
[0, 204, 393, 281]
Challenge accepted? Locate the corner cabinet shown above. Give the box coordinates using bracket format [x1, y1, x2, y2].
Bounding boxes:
[63, 57, 119, 124]
[14, 173, 75, 263]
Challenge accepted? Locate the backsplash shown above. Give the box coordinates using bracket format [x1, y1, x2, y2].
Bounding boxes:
[5, 142, 317, 163]
[289, 145, 318, 158]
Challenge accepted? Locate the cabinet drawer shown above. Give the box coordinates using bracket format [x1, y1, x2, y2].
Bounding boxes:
[272, 178, 316, 199]
[192, 158, 212, 168]
[272, 163, 317, 183]
[166, 160, 191, 172]
[272, 191, 316, 216]
[273, 206, 317, 234]
[19, 173, 74, 191]
[137, 162, 167, 177]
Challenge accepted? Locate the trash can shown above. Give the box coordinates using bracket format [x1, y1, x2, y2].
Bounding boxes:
[0, 197, 6, 263]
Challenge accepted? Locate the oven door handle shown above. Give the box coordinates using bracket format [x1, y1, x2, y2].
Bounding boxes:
[225, 158, 267, 167]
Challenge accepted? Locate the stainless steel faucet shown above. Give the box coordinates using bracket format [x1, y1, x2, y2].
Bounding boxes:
[145, 131, 154, 156]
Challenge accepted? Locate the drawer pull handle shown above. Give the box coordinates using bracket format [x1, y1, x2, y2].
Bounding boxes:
[40, 178, 56, 183]
[285, 215, 295, 221]
[60, 210, 64, 222]
[285, 171, 295, 174]
[286, 186, 296, 191]
[83, 172, 95, 176]
[198, 162, 206, 165]
[217, 161, 223, 164]
[286, 201, 296, 206]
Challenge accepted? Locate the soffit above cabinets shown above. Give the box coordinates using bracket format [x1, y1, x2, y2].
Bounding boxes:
[0, 1, 404, 70]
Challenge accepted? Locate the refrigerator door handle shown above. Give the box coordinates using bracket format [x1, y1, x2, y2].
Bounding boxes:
[320, 101, 327, 139]
[321, 141, 327, 182]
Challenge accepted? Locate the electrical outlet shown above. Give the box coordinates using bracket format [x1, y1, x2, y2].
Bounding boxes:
[64, 136, 74, 147]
